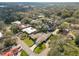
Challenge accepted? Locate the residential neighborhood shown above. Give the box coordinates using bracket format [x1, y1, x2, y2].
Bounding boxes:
[0, 2, 79, 56]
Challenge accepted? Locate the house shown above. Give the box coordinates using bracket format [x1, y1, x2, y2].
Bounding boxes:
[22, 27, 37, 34]
[18, 24, 31, 29]
[29, 33, 51, 45]
[11, 45, 22, 55]
[30, 33, 51, 51]
[38, 14, 45, 18]
[59, 29, 70, 35]
[70, 24, 79, 29]
[19, 24, 26, 29]
[0, 32, 3, 39]
[1, 45, 22, 56]
[29, 33, 43, 39]
[2, 51, 14, 56]
[35, 33, 51, 45]
[12, 21, 21, 25]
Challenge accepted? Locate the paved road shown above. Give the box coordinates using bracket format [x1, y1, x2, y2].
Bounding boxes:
[16, 36, 38, 56]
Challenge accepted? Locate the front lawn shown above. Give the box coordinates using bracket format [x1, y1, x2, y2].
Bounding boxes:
[23, 37, 34, 47]
[20, 50, 29, 56]
[34, 43, 46, 54]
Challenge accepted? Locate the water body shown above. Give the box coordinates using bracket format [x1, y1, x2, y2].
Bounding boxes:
[0, 5, 7, 8]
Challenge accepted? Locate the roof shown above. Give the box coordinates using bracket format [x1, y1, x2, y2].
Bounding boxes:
[19, 24, 27, 29]
[0, 32, 3, 38]
[70, 24, 79, 29]
[22, 27, 37, 34]
[38, 14, 45, 18]
[11, 48, 18, 52]
[12, 21, 21, 25]
[3, 51, 14, 56]
[19, 24, 31, 29]
[1, 45, 22, 56]
[11, 45, 21, 51]
[36, 33, 51, 44]
[29, 33, 42, 39]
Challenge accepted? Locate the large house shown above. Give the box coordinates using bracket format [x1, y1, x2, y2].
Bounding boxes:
[38, 14, 45, 18]
[12, 21, 21, 25]
[70, 24, 79, 29]
[1, 45, 22, 56]
[30, 33, 51, 51]
[0, 32, 3, 39]
[35, 33, 51, 45]
[29, 33, 51, 45]
[18, 24, 31, 29]
[22, 27, 37, 34]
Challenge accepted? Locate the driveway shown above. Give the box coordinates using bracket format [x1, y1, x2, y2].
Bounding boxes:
[16, 36, 37, 56]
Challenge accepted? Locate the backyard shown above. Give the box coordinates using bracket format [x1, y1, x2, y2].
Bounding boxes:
[34, 43, 46, 54]
[20, 50, 29, 56]
[23, 37, 34, 47]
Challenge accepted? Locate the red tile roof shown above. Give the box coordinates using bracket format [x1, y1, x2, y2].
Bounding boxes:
[1, 45, 21, 56]
[3, 51, 14, 56]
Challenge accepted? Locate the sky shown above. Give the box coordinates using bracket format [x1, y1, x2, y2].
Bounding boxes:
[0, 0, 79, 2]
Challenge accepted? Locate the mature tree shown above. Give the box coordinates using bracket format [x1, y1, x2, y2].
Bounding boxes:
[20, 33, 27, 40]
[21, 17, 32, 24]
[0, 21, 6, 31]
[10, 24, 19, 34]
[75, 36, 79, 46]
[59, 22, 70, 29]
[0, 41, 4, 50]
[48, 35, 66, 56]
[73, 9, 79, 18]
[65, 17, 79, 24]
[61, 9, 72, 18]
[4, 38, 16, 47]
[41, 24, 49, 32]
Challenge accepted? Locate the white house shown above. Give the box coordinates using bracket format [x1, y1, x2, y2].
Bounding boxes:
[12, 21, 21, 25]
[0, 32, 3, 38]
[22, 27, 37, 34]
[18, 24, 31, 29]
[38, 13, 45, 18]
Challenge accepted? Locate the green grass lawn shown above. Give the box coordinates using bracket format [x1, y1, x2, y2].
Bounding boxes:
[34, 43, 46, 54]
[20, 50, 29, 56]
[23, 37, 34, 47]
